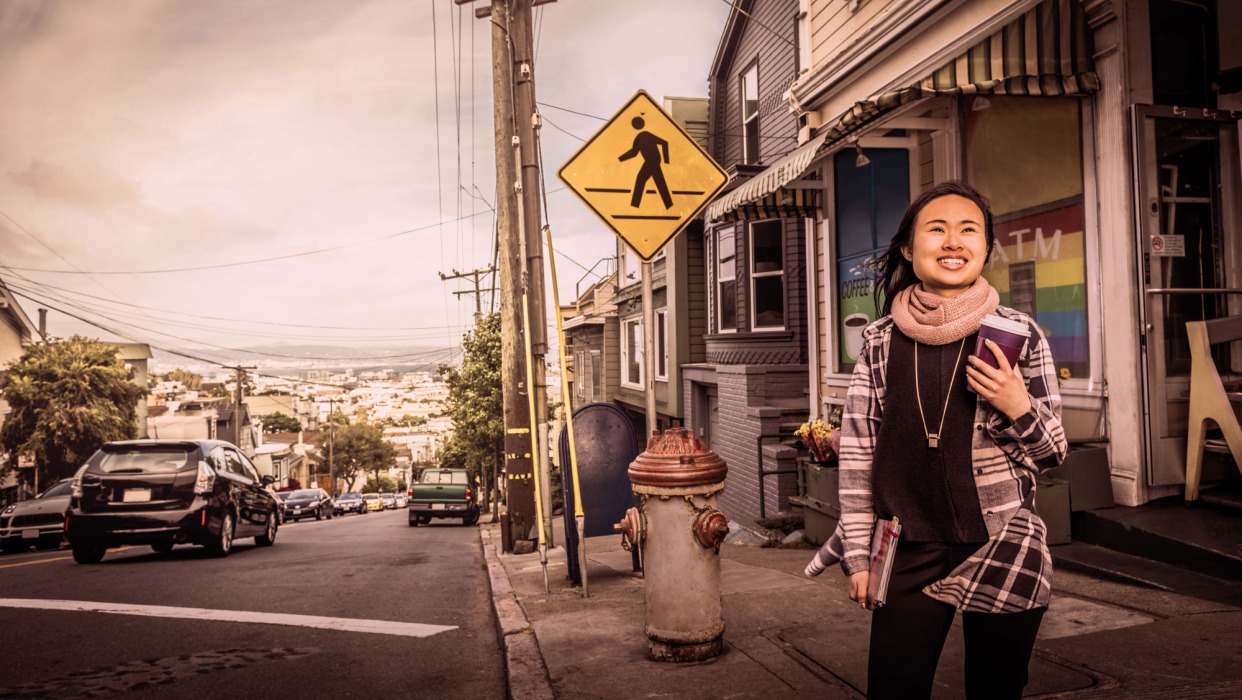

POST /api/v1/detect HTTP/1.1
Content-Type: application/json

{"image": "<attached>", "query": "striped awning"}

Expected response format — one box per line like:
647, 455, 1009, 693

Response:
705, 131, 827, 223
705, 0, 1098, 223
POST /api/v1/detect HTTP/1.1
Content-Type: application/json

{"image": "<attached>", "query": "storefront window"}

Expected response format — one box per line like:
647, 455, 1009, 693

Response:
833, 148, 910, 369
966, 96, 1089, 380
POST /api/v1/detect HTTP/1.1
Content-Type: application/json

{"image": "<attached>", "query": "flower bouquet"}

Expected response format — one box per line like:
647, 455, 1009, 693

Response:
795, 419, 840, 465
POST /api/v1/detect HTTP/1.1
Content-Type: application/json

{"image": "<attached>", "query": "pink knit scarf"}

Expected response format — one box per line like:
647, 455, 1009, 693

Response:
890, 278, 1000, 345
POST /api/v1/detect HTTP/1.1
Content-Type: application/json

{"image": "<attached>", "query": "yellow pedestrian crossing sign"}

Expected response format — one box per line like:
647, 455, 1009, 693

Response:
558, 90, 729, 262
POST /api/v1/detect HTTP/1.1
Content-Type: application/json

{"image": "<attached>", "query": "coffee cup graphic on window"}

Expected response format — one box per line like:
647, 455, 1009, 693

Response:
843, 313, 870, 360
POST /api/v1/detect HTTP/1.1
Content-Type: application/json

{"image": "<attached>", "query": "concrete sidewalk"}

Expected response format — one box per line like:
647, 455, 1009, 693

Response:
479, 515, 1242, 699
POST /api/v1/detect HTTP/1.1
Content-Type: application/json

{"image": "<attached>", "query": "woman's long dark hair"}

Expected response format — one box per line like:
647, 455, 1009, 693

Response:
875, 180, 996, 316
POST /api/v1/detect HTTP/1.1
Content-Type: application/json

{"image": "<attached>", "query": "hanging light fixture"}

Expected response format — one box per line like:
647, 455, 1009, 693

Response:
854, 141, 870, 168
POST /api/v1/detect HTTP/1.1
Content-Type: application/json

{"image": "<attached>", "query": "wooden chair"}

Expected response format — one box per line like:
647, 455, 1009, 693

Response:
1184, 316, 1242, 502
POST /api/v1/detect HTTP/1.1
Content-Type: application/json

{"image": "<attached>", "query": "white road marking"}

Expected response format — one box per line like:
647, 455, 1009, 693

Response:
0, 598, 457, 638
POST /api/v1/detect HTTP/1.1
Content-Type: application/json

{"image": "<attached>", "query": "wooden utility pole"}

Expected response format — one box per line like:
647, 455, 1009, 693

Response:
225, 365, 255, 450
459, 0, 553, 551
439, 266, 498, 322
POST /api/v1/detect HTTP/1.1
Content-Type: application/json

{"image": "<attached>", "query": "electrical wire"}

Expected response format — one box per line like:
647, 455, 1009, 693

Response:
0, 209, 491, 275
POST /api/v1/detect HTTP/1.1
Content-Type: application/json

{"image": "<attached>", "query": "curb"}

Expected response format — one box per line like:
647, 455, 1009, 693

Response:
480, 525, 555, 700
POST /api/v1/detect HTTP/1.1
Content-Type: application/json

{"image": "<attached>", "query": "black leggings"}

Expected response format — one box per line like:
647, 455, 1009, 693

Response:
867, 541, 1045, 700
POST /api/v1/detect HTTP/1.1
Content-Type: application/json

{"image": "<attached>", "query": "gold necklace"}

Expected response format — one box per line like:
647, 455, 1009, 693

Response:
914, 338, 967, 449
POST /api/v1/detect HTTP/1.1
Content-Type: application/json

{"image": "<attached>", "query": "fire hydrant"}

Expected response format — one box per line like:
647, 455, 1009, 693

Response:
617, 427, 730, 662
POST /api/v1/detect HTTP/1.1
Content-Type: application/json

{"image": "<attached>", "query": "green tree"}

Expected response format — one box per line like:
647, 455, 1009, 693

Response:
438, 312, 502, 484
165, 368, 203, 391
375, 414, 428, 429
362, 475, 397, 493
331, 421, 396, 492
260, 411, 302, 434
1, 336, 144, 487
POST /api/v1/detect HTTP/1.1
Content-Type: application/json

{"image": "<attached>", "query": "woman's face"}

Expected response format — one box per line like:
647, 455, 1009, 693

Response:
901, 194, 988, 298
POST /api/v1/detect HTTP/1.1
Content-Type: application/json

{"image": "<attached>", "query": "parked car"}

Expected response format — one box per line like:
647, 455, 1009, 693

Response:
408, 468, 479, 526
282, 488, 334, 522
0, 479, 73, 554
334, 492, 367, 516
381, 493, 397, 510
275, 491, 291, 523
394, 493, 408, 509
65, 439, 280, 563
362, 493, 383, 512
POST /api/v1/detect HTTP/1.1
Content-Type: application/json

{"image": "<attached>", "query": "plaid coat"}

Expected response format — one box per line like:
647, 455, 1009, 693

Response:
812, 306, 1067, 613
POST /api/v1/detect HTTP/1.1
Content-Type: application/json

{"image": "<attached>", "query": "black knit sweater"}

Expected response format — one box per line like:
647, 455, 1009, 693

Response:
872, 330, 989, 544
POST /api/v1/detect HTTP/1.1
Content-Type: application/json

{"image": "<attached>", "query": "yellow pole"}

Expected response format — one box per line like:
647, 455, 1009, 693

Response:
545, 225, 588, 597
522, 290, 550, 593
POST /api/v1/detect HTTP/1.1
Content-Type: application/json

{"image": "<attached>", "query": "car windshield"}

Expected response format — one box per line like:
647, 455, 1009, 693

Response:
340, 494, 360, 500
277, 492, 292, 501
291, 489, 319, 498
40, 481, 73, 498
363, 494, 378, 500
97, 448, 193, 474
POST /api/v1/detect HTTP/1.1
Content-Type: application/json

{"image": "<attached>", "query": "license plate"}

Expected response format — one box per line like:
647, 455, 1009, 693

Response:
21, 528, 40, 539
292, 507, 302, 513
432, 503, 445, 510
122, 489, 152, 503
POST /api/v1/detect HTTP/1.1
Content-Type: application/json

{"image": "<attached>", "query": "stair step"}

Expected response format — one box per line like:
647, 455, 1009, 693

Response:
1051, 542, 1242, 607
1071, 501, 1242, 581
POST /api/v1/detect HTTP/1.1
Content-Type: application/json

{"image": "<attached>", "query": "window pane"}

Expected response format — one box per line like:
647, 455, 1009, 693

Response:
626, 321, 642, 385
745, 119, 760, 163
754, 277, 784, 327
834, 148, 910, 367
591, 353, 602, 401
657, 313, 668, 378
719, 229, 735, 263
751, 221, 782, 272
719, 280, 737, 331
741, 66, 758, 120
967, 96, 1089, 379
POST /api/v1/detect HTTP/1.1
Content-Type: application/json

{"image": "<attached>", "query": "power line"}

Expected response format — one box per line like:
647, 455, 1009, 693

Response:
0, 209, 491, 275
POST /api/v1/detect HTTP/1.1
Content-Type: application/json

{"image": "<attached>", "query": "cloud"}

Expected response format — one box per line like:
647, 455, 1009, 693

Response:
10, 159, 141, 210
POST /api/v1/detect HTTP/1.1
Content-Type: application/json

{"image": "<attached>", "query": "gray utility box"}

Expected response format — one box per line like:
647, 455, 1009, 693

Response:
796, 458, 839, 546
1046, 445, 1115, 512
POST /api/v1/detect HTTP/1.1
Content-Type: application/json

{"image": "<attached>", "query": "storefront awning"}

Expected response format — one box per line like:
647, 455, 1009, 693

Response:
705, 0, 1099, 223
705, 132, 827, 223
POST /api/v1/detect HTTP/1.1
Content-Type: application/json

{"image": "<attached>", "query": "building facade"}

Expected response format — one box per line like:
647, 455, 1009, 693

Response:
709, 0, 1241, 507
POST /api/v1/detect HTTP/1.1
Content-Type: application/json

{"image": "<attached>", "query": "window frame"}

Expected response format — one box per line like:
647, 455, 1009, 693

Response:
740, 62, 760, 164
621, 316, 644, 389
748, 219, 786, 331
655, 308, 669, 381
716, 227, 738, 333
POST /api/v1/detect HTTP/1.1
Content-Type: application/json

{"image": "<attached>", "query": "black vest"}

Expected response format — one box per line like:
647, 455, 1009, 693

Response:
872, 330, 989, 544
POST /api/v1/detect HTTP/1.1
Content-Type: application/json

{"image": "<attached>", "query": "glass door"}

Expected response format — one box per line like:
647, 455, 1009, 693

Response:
1133, 105, 1241, 486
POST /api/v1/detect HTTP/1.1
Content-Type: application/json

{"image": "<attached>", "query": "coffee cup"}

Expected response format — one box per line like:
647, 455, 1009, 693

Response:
970, 315, 1031, 391
843, 313, 869, 360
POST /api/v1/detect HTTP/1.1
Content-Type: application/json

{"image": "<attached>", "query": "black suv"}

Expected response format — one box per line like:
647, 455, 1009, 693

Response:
66, 439, 280, 563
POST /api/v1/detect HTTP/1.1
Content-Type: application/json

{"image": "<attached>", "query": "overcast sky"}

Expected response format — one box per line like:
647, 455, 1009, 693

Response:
0, 0, 730, 366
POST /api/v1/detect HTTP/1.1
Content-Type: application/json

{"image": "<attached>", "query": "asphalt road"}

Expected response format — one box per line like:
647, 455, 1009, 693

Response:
0, 508, 505, 699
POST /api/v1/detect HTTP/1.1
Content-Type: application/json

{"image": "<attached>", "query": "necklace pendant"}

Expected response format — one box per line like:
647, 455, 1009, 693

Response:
928, 434, 940, 449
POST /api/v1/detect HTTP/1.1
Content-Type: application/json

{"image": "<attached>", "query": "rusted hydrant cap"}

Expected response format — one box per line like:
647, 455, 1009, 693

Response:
628, 427, 727, 488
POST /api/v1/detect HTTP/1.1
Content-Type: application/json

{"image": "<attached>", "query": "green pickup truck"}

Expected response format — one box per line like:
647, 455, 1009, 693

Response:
407, 468, 479, 527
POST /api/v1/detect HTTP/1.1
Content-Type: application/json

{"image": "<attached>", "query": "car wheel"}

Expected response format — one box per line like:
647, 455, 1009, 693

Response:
72, 542, 106, 564
408, 516, 419, 527
463, 508, 480, 526
255, 510, 278, 546
207, 511, 235, 557
151, 540, 174, 553
419, 515, 432, 525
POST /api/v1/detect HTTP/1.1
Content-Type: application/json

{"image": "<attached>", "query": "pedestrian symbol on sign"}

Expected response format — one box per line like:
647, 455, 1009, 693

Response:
619, 117, 672, 209
557, 90, 729, 262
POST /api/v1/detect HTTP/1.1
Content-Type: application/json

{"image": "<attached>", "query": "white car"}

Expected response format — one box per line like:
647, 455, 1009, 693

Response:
395, 493, 408, 509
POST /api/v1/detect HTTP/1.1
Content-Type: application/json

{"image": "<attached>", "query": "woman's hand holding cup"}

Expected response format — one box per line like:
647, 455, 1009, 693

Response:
967, 339, 1032, 420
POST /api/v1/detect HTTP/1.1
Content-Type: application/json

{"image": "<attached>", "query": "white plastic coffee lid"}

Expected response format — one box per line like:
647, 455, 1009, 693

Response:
980, 314, 1030, 337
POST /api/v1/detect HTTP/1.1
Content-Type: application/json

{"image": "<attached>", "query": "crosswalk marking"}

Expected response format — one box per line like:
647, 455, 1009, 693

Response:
0, 598, 457, 638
